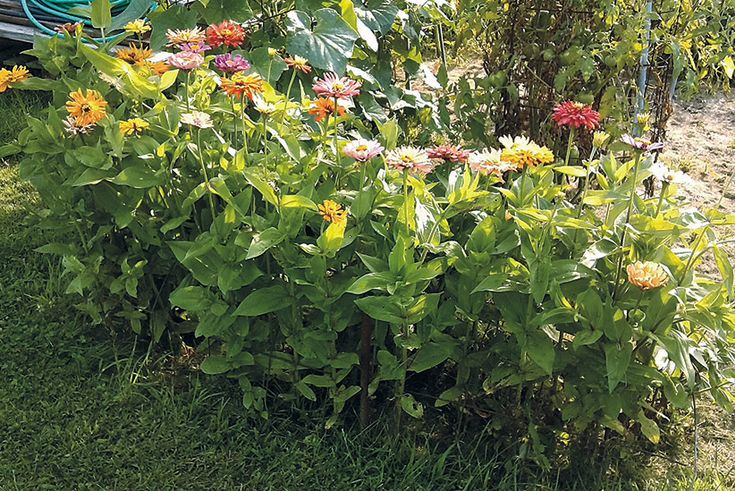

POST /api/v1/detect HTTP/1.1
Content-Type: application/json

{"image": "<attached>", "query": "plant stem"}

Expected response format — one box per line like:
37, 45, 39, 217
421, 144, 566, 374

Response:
333, 96, 341, 187
402, 170, 410, 231
262, 114, 269, 168
563, 127, 575, 167
278, 69, 298, 128
655, 182, 669, 217
612, 152, 642, 298
184, 72, 191, 112
197, 129, 217, 226
231, 97, 238, 150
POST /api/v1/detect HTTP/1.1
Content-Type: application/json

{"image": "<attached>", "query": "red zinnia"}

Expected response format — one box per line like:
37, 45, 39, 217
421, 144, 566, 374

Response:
552, 101, 600, 131
427, 144, 470, 164
206, 20, 246, 49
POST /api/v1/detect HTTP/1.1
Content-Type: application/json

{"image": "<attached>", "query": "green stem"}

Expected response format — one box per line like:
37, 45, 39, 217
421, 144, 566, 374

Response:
612, 152, 643, 298
402, 170, 410, 231
197, 129, 217, 226
563, 127, 576, 167
240, 94, 248, 155
231, 97, 238, 150
333, 96, 341, 187
184, 72, 191, 112
262, 114, 269, 168
655, 182, 669, 217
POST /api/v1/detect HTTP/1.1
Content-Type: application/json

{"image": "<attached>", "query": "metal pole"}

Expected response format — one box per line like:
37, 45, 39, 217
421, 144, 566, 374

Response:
635, 0, 653, 135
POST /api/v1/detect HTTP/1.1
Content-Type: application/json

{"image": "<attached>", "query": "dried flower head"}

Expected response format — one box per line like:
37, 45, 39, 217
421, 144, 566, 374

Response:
56, 22, 83, 35
206, 20, 246, 48
626, 261, 669, 291
313, 73, 361, 99
63, 115, 94, 136
343, 139, 384, 162
552, 101, 601, 130
213, 53, 251, 74
318, 199, 347, 225
119, 118, 150, 136
499, 135, 554, 168
307, 97, 346, 122
181, 111, 213, 129
284, 55, 312, 74
221, 73, 265, 100
385, 146, 435, 175
65, 89, 108, 126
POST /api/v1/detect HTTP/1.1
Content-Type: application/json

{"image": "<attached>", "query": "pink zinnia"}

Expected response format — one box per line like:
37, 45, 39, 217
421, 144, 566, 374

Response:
427, 144, 470, 164
468, 149, 513, 180
179, 42, 211, 54
343, 139, 384, 162
385, 147, 434, 176
312, 72, 361, 99
621, 134, 664, 153
552, 101, 600, 130
167, 51, 204, 71
213, 53, 251, 74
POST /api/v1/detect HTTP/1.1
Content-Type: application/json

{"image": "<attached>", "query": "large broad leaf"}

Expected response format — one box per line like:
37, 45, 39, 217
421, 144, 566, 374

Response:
604, 342, 632, 393
234, 285, 292, 317
91, 0, 112, 29
196, 0, 253, 24
148, 6, 198, 51
110, 0, 152, 30
80, 45, 160, 100
354, 0, 399, 34
286, 9, 359, 74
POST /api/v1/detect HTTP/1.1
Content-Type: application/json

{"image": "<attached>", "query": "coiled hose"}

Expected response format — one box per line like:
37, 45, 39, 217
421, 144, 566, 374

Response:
20, 0, 152, 42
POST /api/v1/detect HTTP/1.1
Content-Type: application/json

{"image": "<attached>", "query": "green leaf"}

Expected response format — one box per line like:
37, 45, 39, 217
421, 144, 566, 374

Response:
410, 342, 452, 373
354, 0, 399, 34
148, 6, 198, 51
637, 410, 660, 444
553, 165, 587, 177
281, 194, 318, 211
91, 0, 112, 29
346, 272, 395, 294
355, 296, 404, 324
80, 45, 160, 100
170, 286, 211, 312
197, 0, 253, 23
722, 56, 735, 79
399, 393, 424, 418
108, 166, 164, 188
243, 168, 279, 206
234, 285, 292, 317
526, 330, 555, 376
247, 227, 286, 259
286, 9, 359, 74
109, 0, 152, 30
604, 342, 632, 392
201, 355, 230, 375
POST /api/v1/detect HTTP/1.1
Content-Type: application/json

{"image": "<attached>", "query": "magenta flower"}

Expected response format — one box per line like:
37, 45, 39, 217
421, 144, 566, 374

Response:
179, 42, 211, 54
343, 139, 384, 162
213, 53, 251, 74
167, 51, 204, 71
312, 72, 361, 100
621, 134, 664, 153
385, 147, 435, 176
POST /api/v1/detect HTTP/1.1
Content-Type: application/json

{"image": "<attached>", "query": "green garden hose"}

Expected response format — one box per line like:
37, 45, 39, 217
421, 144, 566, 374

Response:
20, 0, 153, 42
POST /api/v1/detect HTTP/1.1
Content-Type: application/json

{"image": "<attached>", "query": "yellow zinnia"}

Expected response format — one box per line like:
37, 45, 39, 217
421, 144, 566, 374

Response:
119, 118, 150, 136
318, 200, 347, 225
499, 135, 554, 168
124, 19, 150, 35
0, 65, 30, 93
66, 89, 108, 127
116, 45, 152, 64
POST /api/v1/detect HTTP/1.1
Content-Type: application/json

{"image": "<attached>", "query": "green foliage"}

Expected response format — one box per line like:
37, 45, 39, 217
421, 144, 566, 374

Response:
8, 0, 735, 460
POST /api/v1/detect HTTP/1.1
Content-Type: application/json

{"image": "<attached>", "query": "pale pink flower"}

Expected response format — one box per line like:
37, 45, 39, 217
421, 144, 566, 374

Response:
469, 149, 513, 180
181, 111, 213, 129
167, 51, 204, 71
343, 138, 384, 162
385, 146, 434, 175
312, 72, 361, 99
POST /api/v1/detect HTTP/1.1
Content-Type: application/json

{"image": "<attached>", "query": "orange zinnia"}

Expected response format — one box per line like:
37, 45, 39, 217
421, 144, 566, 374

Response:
318, 200, 347, 225
116, 45, 152, 64
221, 73, 265, 100
66, 89, 108, 126
626, 261, 669, 291
308, 97, 346, 122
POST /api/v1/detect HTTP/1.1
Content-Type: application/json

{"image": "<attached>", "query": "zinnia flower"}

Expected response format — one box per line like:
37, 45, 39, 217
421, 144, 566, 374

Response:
179, 42, 211, 54
552, 101, 601, 130
65, 89, 108, 126
213, 53, 251, 74
141, 60, 170, 76
592, 131, 611, 149
626, 261, 669, 291
0, 65, 30, 93
167, 51, 204, 71
284, 55, 312, 74
499, 135, 554, 168
56, 22, 83, 35
427, 144, 470, 164
206, 20, 246, 48
116, 45, 152, 64
221, 73, 265, 100
649, 162, 691, 186
312, 72, 361, 99
181, 111, 213, 129
318, 199, 347, 225
253, 96, 277, 116
621, 134, 664, 153
307, 97, 346, 122
63, 115, 93, 136
124, 19, 150, 35
385, 147, 434, 175
166, 27, 206, 47
343, 139, 384, 162
469, 149, 513, 180
119, 118, 150, 136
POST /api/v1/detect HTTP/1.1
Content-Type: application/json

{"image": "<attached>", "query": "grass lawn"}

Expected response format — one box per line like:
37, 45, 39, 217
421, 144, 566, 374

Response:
0, 92, 730, 491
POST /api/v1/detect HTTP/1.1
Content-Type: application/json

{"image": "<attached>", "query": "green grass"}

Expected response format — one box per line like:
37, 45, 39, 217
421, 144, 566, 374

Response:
0, 91, 732, 490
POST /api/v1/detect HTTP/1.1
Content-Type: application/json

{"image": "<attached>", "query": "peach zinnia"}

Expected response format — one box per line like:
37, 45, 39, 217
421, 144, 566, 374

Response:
66, 89, 108, 126
469, 149, 513, 180
206, 20, 246, 48
552, 101, 600, 130
284, 55, 312, 74
221, 73, 265, 100
626, 261, 669, 291
166, 27, 206, 46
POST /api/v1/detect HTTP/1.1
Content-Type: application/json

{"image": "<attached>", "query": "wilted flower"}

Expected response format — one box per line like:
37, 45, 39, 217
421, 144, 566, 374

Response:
592, 131, 611, 149
385, 147, 435, 175
119, 118, 150, 136
649, 162, 691, 186
499, 135, 554, 168
179, 42, 211, 54
343, 139, 384, 162
626, 261, 669, 291
56, 22, 83, 35
284, 55, 312, 74
63, 115, 93, 136
221, 72, 265, 100
181, 111, 213, 129
65, 89, 108, 126
313, 73, 361, 99
318, 199, 347, 225
308, 97, 346, 122
0, 65, 29, 93
206, 20, 246, 48
116, 45, 152, 64
469, 149, 513, 180
166, 27, 206, 47
124, 19, 150, 35
552, 101, 600, 130
621, 134, 664, 153
213, 53, 251, 74
167, 51, 204, 71
427, 144, 470, 164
